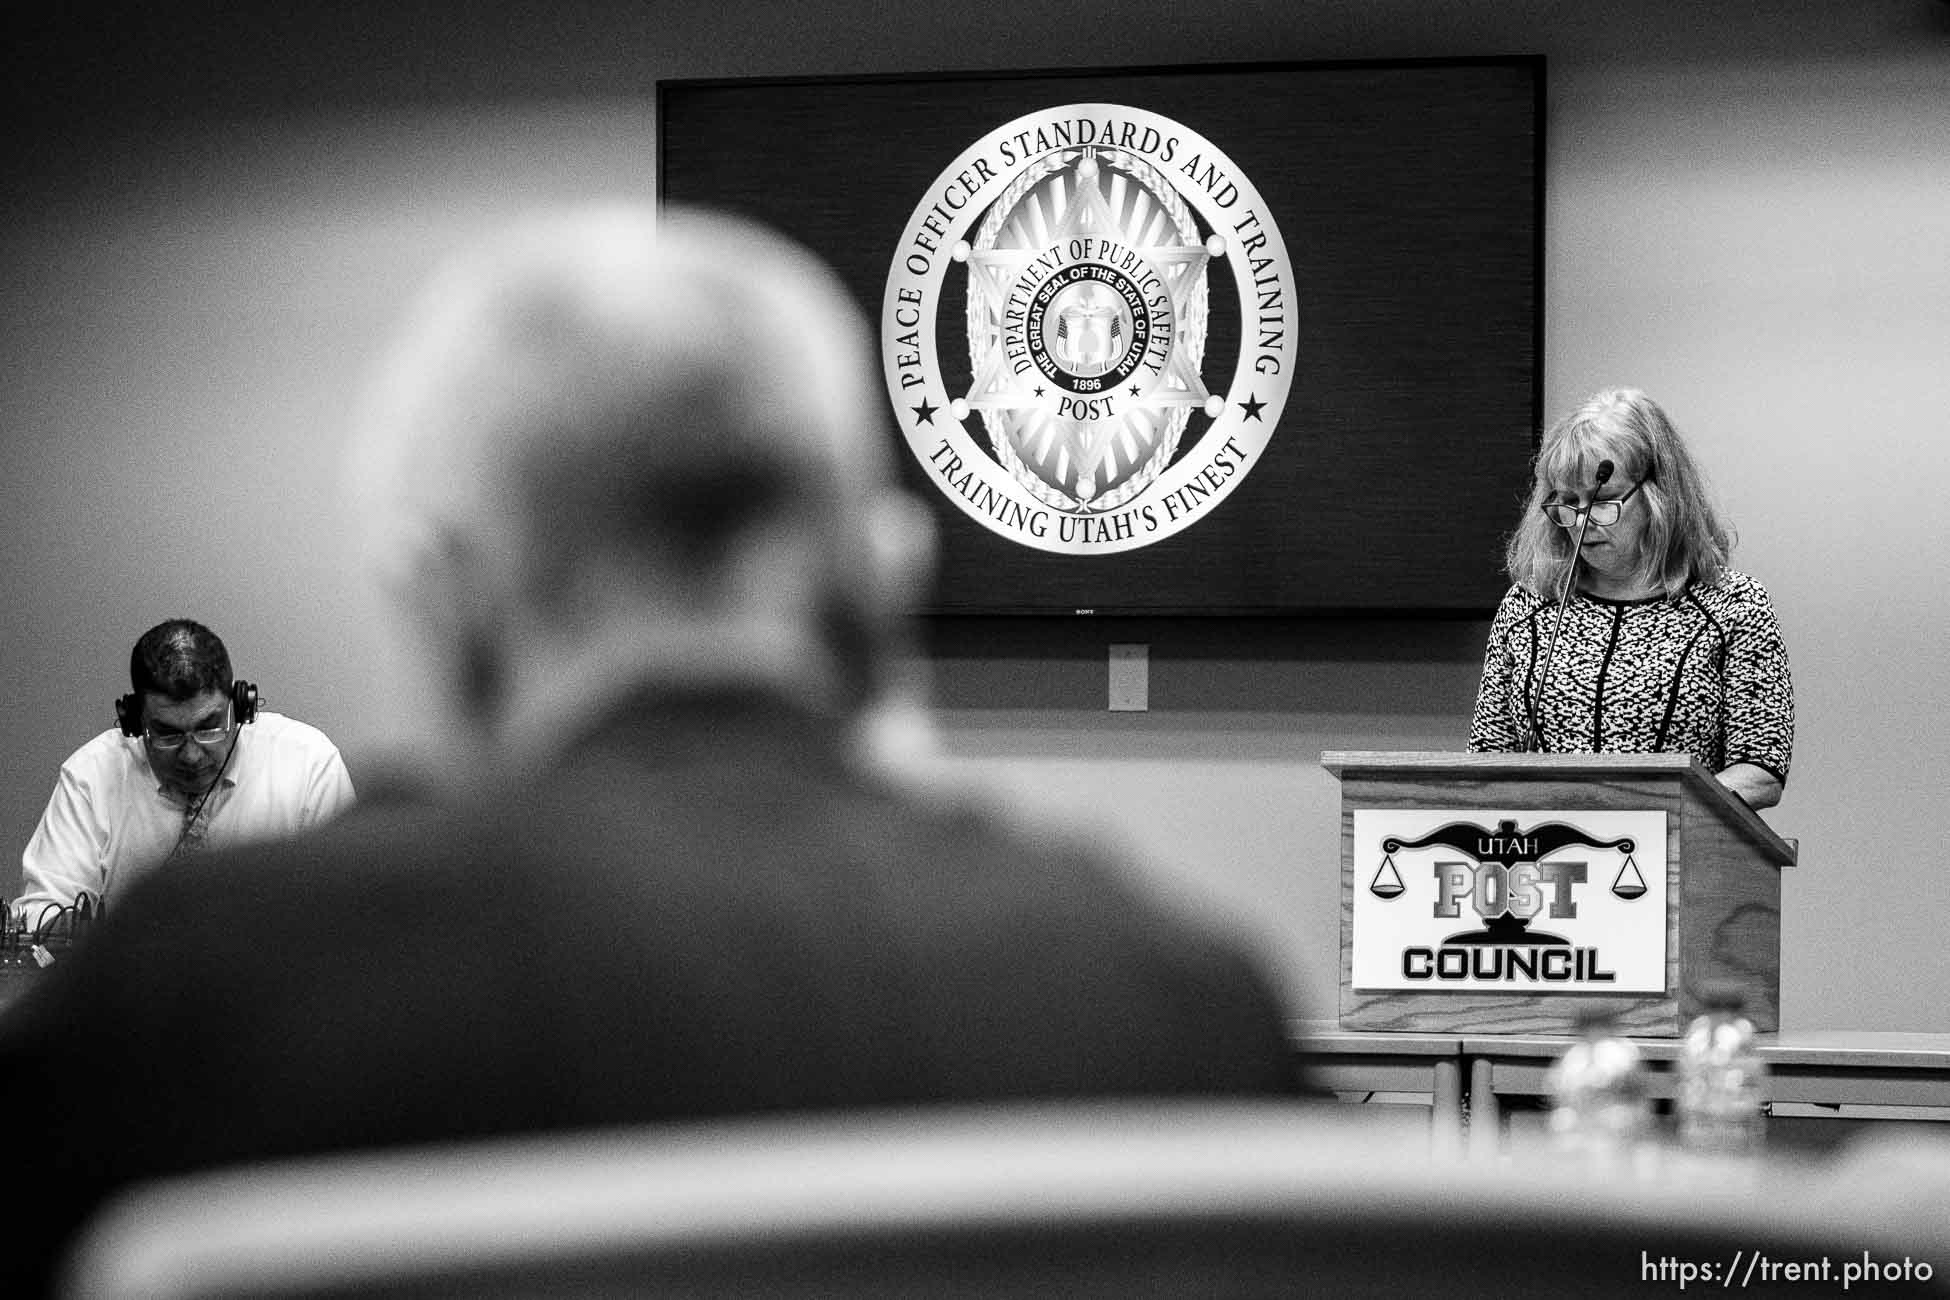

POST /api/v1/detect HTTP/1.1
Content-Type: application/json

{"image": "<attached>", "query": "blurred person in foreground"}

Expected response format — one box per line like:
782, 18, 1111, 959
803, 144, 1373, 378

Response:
13, 618, 353, 930
0, 205, 1307, 1295
1469, 388, 1793, 809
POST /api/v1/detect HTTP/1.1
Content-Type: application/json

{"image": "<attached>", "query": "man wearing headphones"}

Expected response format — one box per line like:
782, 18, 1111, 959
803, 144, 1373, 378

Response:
12, 618, 355, 928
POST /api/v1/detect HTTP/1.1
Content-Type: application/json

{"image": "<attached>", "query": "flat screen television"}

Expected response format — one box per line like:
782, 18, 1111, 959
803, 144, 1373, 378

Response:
658, 56, 1542, 615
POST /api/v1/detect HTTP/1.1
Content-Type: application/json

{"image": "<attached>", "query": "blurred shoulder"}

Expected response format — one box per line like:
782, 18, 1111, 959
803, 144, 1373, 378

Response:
856, 758, 1135, 889
115, 790, 465, 927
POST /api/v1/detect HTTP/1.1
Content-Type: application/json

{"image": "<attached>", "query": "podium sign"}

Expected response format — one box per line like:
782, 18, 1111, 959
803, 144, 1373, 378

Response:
1350, 809, 1668, 993
1325, 752, 1794, 1037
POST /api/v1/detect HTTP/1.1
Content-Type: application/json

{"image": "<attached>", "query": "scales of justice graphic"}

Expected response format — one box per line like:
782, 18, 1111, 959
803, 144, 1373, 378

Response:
1369, 817, 1650, 947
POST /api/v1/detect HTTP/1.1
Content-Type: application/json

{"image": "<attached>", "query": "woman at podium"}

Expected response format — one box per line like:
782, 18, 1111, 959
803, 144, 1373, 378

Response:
1468, 388, 1793, 809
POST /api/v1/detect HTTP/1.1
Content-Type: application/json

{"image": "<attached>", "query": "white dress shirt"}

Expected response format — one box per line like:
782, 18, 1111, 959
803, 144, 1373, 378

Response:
14, 712, 355, 928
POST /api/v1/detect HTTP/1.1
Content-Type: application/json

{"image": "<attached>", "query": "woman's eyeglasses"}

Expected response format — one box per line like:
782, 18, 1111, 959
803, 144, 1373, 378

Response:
1541, 479, 1643, 528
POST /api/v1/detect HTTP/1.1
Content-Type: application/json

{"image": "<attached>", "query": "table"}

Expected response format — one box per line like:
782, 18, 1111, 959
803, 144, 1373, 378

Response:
1290, 1020, 1464, 1155
1289, 1023, 1950, 1159
1463, 1030, 1950, 1160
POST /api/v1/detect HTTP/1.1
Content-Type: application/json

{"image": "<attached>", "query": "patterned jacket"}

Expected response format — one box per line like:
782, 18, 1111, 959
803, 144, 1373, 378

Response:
1468, 570, 1794, 783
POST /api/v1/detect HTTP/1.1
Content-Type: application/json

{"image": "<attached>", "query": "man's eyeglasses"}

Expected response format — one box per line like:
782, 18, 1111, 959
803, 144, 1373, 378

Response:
1542, 479, 1644, 529
146, 709, 235, 751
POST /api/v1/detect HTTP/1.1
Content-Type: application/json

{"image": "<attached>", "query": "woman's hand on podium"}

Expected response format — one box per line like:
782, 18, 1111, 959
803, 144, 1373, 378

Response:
1716, 762, 1783, 810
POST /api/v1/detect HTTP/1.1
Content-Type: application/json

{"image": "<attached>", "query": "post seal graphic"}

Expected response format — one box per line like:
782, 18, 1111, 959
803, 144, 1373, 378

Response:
883, 105, 1297, 554
1351, 809, 1669, 992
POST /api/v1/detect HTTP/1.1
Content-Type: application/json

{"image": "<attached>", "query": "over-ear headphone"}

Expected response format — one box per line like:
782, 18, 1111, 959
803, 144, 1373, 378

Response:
117, 680, 260, 738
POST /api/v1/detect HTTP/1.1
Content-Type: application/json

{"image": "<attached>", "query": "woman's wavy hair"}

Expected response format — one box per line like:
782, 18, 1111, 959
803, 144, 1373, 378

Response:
1505, 388, 1733, 599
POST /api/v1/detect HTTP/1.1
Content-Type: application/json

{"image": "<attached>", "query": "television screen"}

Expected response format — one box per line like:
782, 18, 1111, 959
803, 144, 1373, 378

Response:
658, 57, 1542, 615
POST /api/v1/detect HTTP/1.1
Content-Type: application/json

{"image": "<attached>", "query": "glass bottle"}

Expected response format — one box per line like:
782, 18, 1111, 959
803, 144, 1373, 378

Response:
1545, 1006, 1650, 1162
1676, 984, 1769, 1157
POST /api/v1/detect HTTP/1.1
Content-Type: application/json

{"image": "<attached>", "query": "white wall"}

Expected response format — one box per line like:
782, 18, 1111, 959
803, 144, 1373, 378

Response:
3, 1, 1945, 1028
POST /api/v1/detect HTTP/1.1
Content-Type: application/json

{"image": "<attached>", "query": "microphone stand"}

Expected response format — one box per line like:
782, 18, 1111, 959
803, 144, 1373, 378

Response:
1528, 515, 1594, 751
1528, 460, 1614, 752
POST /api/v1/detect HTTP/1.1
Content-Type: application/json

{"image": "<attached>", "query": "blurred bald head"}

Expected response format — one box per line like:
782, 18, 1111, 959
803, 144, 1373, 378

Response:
347, 204, 929, 741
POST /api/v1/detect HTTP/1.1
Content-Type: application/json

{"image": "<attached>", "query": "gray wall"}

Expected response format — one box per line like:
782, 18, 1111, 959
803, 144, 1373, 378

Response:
4, 1, 1946, 1029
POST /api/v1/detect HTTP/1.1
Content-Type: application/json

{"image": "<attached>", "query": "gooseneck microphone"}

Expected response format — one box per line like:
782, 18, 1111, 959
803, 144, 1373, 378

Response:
1528, 458, 1614, 751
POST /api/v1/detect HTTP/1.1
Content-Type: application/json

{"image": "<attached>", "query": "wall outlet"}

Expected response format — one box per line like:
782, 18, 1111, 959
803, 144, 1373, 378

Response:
1109, 643, 1148, 711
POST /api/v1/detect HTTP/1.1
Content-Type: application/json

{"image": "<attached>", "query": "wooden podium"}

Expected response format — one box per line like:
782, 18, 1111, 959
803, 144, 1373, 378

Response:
1323, 751, 1797, 1038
